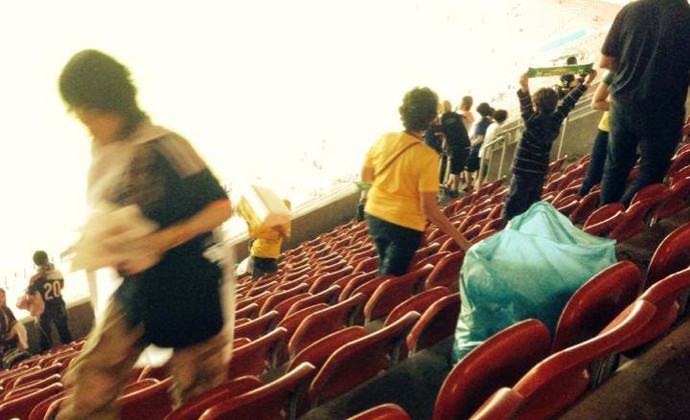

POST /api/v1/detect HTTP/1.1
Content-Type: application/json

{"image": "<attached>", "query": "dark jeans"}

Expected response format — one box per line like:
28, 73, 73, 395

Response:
439, 153, 449, 184
365, 214, 423, 276
39, 305, 73, 353
503, 172, 546, 220
600, 102, 684, 206
579, 129, 609, 196
251, 256, 279, 279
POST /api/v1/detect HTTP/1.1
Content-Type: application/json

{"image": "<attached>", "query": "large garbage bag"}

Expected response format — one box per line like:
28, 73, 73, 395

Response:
452, 202, 617, 363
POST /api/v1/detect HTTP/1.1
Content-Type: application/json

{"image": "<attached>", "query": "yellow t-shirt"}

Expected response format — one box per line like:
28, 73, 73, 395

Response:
363, 132, 439, 231
250, 222, 291, 259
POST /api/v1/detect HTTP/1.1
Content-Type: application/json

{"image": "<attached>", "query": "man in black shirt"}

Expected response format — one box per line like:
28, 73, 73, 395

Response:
28, 250, 73, 353
599, 0, 690, 205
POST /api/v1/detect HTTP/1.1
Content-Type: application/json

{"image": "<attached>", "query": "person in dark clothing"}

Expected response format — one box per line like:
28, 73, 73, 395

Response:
28, 250, 73, 353
440, 100, 471, 196
465, 103, 494, 189
556, 56, 578, 99
503, 70, 597, 220
56, 49, 233, 419
598, 0, 690, 206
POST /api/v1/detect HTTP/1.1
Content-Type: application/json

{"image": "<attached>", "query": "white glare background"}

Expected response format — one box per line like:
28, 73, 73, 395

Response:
0, 0, 621, 301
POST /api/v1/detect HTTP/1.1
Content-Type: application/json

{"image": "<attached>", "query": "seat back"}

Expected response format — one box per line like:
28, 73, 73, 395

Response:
364, 265, 435, 323
433, 319, 551, 420
347, 403, 411, 420
0, 382, 64, 419
609, 184, 670, 241
27, 390, 66, 420
384, 286, 452, 327
424, 251, 464, 291
287, 326, 369, 373
286, 285, 341, 317
407, 293, 461, 355
646, 221, 690, 288
308, 312, 420, 406
307, 266, 353, 293
618, 268, 690, 352
234, 311, 278, 340
569, 190, 600, 225
511, 301, 655, 420
582, 203, 626, 236
552, 261, 643, 352
199, 362, 317, 420
165, 376, 263, 420
288, 293, 367, 358
274, 303, 329, 364
119, 377, 174, 420
228, 328, 288, 380
259, 283, 310, 316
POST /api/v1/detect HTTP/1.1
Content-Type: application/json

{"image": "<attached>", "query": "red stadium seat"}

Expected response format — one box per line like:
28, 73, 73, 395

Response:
353, 256, 380, 274
274, 303, 330, 364
119, 377, 174, 419
363, 264, 435, 323
384, 286, 452, 327
198, 362, 317, 420
308, 312, 420, 407
347, 403, 412, 420
0, 382, 64, 419
406, 293, 460, 355
286, 284, 341, 316
234, 311, 279, 340
259, 283, 310, 316
650, 177, 690, 225
479, 300, 655, 420
235, 302, 259, 320
552, 261, 643, 352
228, 328, 288, 380
468, 387, 524, 420
410, 251, 450, 271
288, 293, 366, 358
307, 266, 354, 293
5, 363, 63, 390
608, 183, 669, 242
3, 373, 62, 400
646, 221, 690, 288
27, 390, 66, 420
165, 376, 263, 420
287, 326, 369, 374
424, 251, 464, 291
339, 272, 388, 302
618, 268, 690, 353
569, 190, 600, 225
433, 319, 551, 420
582, 203, 626, 237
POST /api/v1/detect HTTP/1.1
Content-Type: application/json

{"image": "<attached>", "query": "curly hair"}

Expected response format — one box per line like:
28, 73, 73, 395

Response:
399, 87, 439, 132
533, 88, 559, 114
476, 102, 494, 117
59, 49, 147, 137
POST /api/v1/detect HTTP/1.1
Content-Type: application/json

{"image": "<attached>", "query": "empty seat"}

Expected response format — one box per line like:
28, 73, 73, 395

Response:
384, 286, 452, 326
119, 377, 174, 419
364, 264, 435, 323
0, 382, 64, 419
165, 376, 263, 420
288, 294, 366, 358
424, 251, 464, 291
552, 261, 643, 352
433, 319, 551, 420
608, 183, 670, 242
286, 285, 341, 317
228, 328, 288, 379
199, 362, 317, 420
473, 300, 655, 420
234, 311, 279, 340
346, 403, 412, 420
308, 312, 420, 407
406, 293, 460, 355
646, 221, 690, 288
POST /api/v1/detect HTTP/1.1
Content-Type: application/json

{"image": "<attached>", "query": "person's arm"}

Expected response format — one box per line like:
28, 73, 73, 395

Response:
517, 73, 534, 122
599, 54, 618, 72
591, 76, 611, 112
119, 199, 232, 274
421, 192, 471, 251
361, 165, 374, 184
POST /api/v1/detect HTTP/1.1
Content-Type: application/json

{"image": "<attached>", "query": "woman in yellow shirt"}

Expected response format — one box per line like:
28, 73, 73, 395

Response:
361, 87, 471, 276
249, 199, 291, 279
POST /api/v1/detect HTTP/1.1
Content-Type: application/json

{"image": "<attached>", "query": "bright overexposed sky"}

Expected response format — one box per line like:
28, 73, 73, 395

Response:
0, 0, 619, 293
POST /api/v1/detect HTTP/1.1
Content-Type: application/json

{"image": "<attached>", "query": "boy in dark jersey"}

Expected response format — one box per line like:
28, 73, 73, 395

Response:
55, 50, 233, 419
28, 250, 73, 353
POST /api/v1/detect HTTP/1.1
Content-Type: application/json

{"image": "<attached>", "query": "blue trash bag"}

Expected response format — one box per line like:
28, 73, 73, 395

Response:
452, 202, 617, 363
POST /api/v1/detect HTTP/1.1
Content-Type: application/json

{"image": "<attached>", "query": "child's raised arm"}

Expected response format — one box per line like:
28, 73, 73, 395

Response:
517, 72, 534, 122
